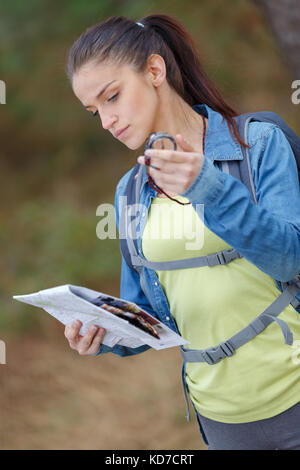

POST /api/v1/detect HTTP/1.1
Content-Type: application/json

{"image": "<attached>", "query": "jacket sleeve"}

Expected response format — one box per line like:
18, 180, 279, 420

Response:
93, 170, 154, 357
181, 123, 300, 282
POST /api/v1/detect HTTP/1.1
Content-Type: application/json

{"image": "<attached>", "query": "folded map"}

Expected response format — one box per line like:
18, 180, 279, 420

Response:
13, 284, 189, 350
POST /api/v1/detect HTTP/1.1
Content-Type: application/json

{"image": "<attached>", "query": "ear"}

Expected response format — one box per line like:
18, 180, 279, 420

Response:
146, 54, 166, 87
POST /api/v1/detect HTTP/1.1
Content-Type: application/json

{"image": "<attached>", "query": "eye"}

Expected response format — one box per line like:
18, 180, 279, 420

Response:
91, 92, 118, 117
107, 93, 119, 103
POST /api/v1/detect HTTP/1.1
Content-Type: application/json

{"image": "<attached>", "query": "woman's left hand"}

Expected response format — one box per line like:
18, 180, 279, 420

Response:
137, 134, 204, 195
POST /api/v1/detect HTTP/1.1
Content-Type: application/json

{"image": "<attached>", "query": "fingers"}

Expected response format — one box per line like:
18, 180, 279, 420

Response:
138, 151, 200, 172
64, 320, 82, 348
64, 320, 106, 355
175, 134, 195, 152
87, 327, 106, 355
138, 155, 177, 175
147, 162, 161, 170
145, 148, 193, 163
78, 324, 106, 355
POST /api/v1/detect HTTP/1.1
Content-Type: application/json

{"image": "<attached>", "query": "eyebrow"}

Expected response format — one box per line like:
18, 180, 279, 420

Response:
84, 80, 117, 109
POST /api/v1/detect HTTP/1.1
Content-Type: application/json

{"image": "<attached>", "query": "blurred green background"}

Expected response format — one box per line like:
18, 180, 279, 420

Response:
0, 0, 299, 450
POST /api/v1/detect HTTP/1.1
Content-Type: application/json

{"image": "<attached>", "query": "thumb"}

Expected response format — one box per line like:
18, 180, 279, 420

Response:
175, 134, 195, 152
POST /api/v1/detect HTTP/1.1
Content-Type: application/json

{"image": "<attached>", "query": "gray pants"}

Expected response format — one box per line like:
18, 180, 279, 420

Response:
196, 401, 300, 450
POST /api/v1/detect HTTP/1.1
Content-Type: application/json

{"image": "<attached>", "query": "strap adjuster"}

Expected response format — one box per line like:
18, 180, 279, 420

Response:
217, 252, 226, 265
220, 341, 235, 357
131, 254, 144, 267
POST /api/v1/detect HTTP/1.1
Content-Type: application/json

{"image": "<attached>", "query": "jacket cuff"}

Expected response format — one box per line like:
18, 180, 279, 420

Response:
181, 156, 224, 205
91, 343, 109, 356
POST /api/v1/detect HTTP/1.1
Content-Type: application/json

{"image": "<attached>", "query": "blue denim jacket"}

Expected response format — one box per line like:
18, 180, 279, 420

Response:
95, 103, 300, 357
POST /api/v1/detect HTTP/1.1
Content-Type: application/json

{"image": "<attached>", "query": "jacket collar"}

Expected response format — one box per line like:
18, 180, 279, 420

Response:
140, 103, 243, 188
192, 104, 243, 161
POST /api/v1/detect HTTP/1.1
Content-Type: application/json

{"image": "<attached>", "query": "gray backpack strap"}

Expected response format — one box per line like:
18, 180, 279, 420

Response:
181, 278, 300, 365
130, 248, 242, 271
119, 164, 142, 271
119, 164, 157, 310
230, 111, 300, 204
222, 114, 258, 204
181, 361, 192, 421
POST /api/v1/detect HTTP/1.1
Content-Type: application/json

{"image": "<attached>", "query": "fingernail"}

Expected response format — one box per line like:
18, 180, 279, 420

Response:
145, 149, 152, 156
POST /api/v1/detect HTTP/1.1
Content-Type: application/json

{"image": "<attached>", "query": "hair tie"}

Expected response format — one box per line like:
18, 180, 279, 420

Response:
136, 22, 145, 28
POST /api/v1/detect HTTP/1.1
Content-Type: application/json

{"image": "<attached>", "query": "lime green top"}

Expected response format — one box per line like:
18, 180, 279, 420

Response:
142, 195, 300, 423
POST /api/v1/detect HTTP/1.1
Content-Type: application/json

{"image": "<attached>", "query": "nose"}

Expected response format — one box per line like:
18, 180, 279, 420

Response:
99, 110, 117, 131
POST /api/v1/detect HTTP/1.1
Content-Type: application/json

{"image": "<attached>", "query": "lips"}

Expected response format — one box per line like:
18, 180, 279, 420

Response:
115, 125, 129, 138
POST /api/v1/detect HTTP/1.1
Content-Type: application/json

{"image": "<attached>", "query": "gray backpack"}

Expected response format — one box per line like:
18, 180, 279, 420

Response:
119, 111, 300, 367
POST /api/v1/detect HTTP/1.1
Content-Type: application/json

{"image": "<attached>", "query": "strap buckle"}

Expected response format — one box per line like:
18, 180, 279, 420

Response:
292, 274, 300, 288
290, 274, 300, 309
201, 341, 235, 365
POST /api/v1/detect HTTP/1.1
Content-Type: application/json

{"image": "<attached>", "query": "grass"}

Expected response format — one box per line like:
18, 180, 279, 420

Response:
4, 196, 121, 335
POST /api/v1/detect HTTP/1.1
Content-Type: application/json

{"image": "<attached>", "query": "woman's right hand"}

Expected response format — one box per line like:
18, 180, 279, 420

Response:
64, 320, 106, 355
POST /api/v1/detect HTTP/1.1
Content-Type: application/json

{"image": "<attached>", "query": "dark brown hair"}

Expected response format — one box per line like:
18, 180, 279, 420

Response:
66, 14, 250, 148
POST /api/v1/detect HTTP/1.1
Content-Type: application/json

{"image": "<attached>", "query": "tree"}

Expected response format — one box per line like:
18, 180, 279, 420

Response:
251, 0, 300, 78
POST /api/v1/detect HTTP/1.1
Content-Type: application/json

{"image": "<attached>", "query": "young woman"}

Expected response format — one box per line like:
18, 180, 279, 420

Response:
64, 14, 300, 450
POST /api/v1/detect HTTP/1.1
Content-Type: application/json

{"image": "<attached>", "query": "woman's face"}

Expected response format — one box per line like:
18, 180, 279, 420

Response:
72, 58, 162, 150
